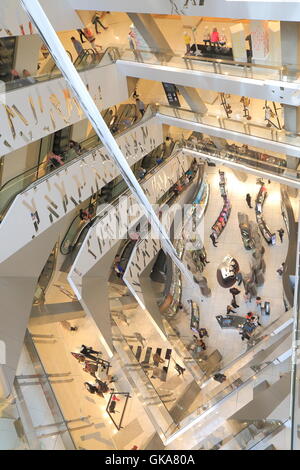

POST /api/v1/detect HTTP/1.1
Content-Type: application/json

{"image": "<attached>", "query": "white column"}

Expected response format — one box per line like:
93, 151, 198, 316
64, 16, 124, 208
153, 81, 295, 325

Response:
267, 21, 281, 66
14, 34, 42, 76
230, 23, 247, 62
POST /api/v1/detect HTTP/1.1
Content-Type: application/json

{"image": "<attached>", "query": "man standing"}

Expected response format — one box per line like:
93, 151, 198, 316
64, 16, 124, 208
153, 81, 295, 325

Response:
183, 31, 192, 55
210, 233, 218, 247
246, 193, 253, 209
277, 228, 284, 243
230, 287, 241, 308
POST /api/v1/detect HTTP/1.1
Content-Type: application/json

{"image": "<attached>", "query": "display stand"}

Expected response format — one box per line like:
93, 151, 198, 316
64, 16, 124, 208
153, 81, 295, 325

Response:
188, 300, 200, 332
255, 183, 275, 244
211, 171, 231, 240
216, 315, 246, 329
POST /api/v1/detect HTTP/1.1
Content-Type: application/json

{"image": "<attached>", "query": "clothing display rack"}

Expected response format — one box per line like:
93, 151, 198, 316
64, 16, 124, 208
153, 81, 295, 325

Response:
255, 184, 275, 245
211, 171, 231, 240
189, 300, 200, 332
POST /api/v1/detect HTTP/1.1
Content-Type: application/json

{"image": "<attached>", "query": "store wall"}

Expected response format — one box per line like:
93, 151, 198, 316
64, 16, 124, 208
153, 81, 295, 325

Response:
14, 35, 42, 76
0, 63, 128, 158
0, 117, 163, 265
1, 140, 40, 186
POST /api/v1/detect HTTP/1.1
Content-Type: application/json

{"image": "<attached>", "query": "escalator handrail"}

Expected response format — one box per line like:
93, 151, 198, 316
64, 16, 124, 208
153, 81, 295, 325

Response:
62, 142, 180, 257
0, 106, 154, 222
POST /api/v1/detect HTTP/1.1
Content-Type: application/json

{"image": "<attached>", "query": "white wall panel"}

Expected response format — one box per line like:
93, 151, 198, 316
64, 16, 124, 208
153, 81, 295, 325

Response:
0, 117, 163, 264
68, 151, 192, 298
0, 64, 128, 157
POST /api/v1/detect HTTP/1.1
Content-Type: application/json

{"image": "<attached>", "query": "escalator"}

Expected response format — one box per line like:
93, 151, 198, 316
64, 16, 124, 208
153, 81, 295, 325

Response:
33, 243, 58, 305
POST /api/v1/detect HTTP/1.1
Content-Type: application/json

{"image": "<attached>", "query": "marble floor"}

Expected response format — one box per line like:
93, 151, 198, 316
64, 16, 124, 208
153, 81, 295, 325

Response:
176, 165, 293, 366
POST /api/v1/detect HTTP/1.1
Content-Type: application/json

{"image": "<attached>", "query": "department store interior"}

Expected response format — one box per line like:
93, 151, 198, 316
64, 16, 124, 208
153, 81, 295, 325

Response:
0, 1, 300, 452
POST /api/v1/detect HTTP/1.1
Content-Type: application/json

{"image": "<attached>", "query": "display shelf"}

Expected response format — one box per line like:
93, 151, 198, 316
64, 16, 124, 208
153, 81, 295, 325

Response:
189, 300, 200, 332
211, 171, 231, 241
255, 185, 275, 245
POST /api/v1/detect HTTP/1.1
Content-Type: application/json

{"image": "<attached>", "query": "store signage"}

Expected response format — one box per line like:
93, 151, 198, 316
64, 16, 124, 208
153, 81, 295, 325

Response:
162, 83, 181, 107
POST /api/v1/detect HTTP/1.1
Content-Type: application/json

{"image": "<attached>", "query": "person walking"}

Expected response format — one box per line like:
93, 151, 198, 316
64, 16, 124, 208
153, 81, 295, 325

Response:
153, 353, 165, 366
226, 305, 236, 315
71, 36, 84, 57
277, 228, 284, 243
183, 31, 192, 55
235, 271, 243, 286
210, 233, 218, 247
175, 363, 186, 376
230, 287, 241, 308
92, 12, 108, 34
136, 98, 146, 116
77, 29, 87, 43
246, 193, 253, 209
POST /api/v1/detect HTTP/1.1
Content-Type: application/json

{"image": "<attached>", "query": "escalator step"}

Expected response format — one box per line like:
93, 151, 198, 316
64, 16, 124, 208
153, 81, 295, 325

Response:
165, 349, 172, 360
142, 347, 152, 364
135, 346, 142, 362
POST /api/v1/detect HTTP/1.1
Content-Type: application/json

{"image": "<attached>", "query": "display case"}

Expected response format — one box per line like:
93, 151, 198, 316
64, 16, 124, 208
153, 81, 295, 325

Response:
189, 300, 200, 332
255, 185, 275, 244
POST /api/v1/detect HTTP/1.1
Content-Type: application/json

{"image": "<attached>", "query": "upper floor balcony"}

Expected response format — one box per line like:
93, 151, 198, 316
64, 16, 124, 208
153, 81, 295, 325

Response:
0, 110, 163, 264
0, 48, 128, 157
69, 0, 300, 21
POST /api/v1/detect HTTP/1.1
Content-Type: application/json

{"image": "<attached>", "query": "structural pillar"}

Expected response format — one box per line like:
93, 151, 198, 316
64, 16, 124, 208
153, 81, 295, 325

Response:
283, 105, 300, 197
177, 86, 207, 115
127, 13, 174, 58
14, 34, 42, 76
229, 23, 247, 62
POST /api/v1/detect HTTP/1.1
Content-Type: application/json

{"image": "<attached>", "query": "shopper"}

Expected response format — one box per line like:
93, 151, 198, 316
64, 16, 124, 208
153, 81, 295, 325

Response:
135, 332, 146, 348
226, 305, 236, 315
77, 29, 87, 43
137, 167, 147, 179
277, 262, 285, 276
197, 328, 209, 339
183, 31, 192, 55
246, 193, 253, 209
175, 363, 186, 376
83, 28, 100, 52
245, 312, 254, 321
92, 12, 108, 34
230, 287, 241, 308
47, 152, 64, 168
256, 296, 262, 312
213, 373, 226, 383
153, 353, 165, 365
277, 228, 284, 243
210, 28, 220, 46
80, 345, 102, 361
71, 36, 84, 57
235, 271, 243, 286
210, 233, 218, 247
136, 98, 146, 116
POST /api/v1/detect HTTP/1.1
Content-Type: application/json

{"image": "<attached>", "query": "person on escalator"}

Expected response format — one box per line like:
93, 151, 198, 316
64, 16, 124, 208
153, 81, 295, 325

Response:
47, 152, 64, 168
71, 36, 84, 58
136, 98, 146, 116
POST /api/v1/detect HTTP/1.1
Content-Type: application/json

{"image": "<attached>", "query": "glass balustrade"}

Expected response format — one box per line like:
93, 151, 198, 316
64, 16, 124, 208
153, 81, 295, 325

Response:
116, 46, 300, 84
61, 142, 177, 259
0, 104, 150, 221
3, 47, 119, 93
158, 104, 300, 150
